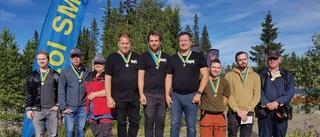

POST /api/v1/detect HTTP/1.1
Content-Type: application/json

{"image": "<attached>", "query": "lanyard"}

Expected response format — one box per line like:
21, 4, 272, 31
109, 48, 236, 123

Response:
118, 50, 132, 67
209, 76, 220, 96
178, 50, 192, 67
149, 50, 162, 68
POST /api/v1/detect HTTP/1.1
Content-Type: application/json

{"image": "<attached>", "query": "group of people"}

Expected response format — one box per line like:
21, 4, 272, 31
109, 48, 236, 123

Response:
25, 31, 295, 137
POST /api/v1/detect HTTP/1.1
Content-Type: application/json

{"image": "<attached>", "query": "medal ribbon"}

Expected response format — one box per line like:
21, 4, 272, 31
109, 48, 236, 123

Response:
239, 67, 249, 84
209, 76, 220, 95
71, 65, 83, 81
118, 50, 132, 65
178, 50, 192, 65
149, 50, 162, 67
40, 69, 50, 83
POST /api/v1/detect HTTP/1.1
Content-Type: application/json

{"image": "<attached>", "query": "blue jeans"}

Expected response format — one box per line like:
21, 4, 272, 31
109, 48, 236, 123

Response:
170, 92, 198, 137
64, 106, 86, 137
33, 109, 58, 137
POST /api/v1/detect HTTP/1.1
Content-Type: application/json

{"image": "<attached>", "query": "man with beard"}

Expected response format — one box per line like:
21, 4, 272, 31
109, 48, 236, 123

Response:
138, 31, 170, 137
225, 51, 261, 137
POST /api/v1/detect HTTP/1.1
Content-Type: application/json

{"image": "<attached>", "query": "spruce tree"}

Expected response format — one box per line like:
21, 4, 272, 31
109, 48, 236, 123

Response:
193, 14, 200, 46
184, 25, 193, 36
200, 25, 211, 56
21, 31, 38, 78
249, 11, 284, 69
0, 27, 24, 136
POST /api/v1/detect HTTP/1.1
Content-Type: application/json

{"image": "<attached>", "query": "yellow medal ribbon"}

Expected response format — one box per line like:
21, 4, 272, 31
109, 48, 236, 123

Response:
40, 69, 50, 85
149, 50, 162, 68
71, 65, 83, 82
209, 76, 220, 95
118, 50, 132, 67
178, 50, 192, 67
238, 67, 249, 84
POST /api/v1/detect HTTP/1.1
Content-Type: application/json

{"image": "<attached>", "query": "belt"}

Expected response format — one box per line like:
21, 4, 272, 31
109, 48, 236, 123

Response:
202, 110, 223, 115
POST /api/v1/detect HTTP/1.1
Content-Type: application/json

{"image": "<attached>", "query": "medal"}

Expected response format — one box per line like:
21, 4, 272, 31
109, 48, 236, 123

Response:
239, 67, 249, 85
209, 76, 220, 96
118, 51, 132, 68
71, 65, 83, 83
40, 68, 50, 86
149, 50, 162, 70
178, 50, 192, 68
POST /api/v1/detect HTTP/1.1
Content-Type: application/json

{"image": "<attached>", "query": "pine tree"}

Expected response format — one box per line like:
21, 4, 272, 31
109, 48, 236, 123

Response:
0, 27, 24, 136
77, 27, 95, 69
184, 25, 193, 36
200, 25, 211, 56
249, 11, 284, 69
21, 31, 38, 78
193, 14, 200, 46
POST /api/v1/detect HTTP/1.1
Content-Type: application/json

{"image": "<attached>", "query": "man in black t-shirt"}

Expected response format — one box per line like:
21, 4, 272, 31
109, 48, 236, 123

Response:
138, 31, 170, 137
105, 33, 140, 137
165, 32, 209, 137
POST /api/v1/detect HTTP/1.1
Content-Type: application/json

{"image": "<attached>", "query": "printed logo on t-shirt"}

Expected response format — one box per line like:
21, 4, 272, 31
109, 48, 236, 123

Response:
186, 60, 195, 64
131, 60, 138, 64
160, 58, 167, 62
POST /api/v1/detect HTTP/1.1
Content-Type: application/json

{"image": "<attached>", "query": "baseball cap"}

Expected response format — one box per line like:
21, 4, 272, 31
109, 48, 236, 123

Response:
93, 56, 105, 64
268, 50, 280, 58
70, 48, 82, 56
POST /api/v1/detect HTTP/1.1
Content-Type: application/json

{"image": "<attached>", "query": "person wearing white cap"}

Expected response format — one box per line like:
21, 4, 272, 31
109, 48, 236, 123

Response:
58, 48, 90, 137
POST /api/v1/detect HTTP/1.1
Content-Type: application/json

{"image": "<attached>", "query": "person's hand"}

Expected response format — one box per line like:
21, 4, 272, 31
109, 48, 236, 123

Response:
241, 115, 248, 122
50, 106, 59, 111
63, 108, 72, 114
166, 95, 172, 107
192, 93, 201, 104
87, 93, 97, 100
139, 94, 147, 105
267, 101, 279, 110
107, 97, 116, 108
26, 110, 34, 120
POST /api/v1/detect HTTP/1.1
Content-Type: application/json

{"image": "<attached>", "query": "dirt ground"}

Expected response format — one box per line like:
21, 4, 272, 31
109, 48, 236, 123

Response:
251, 113, 320, 137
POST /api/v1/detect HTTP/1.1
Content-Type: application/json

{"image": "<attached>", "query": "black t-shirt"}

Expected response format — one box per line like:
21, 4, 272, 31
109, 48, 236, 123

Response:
167, 51, 207, 94
105, 51, 140, 101
138, 51, 170, 94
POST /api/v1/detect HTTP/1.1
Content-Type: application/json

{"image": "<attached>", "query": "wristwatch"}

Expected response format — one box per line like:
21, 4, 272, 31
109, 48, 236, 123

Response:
196, 90, 203, 95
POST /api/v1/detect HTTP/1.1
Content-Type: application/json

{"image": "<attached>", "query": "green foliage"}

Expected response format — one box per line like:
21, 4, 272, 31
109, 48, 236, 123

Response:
101, 0, 181, 57
249, 11, 284, 69
21, 31, 38, 78
193, 14, 200, 46
200, 25, 211, 56
0, 27, 24, 136
294, 32, 320, 113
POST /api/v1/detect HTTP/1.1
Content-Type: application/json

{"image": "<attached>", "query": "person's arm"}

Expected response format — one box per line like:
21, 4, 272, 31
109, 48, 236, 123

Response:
247, 73, 261, 111
225, 73, 240, 112
57, 71, 67, 111
105, 74, 115, 108
25, 74, 34, 119
165, 74, 173, 107
223, 96, 229, 106
87, 89, 107, 100
192, 67, 209, 103
138, 70, 147, 105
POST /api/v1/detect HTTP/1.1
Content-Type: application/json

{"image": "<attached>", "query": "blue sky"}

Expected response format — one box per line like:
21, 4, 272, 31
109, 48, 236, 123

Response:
1, 0, 320, 66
